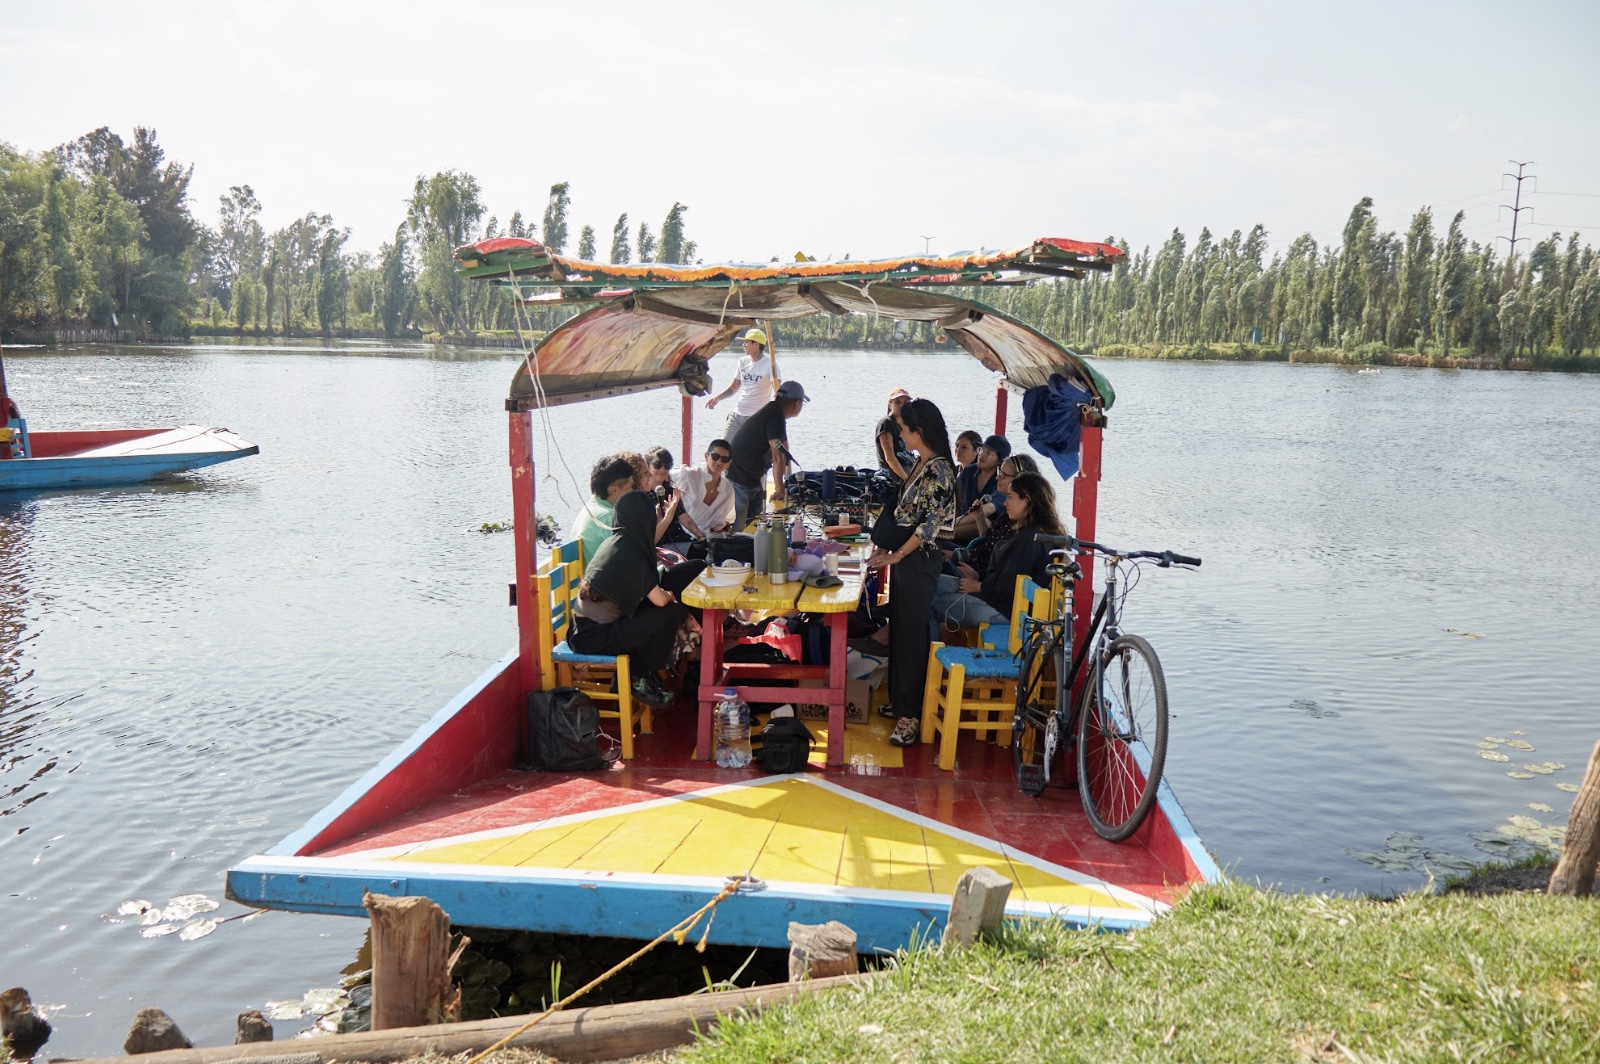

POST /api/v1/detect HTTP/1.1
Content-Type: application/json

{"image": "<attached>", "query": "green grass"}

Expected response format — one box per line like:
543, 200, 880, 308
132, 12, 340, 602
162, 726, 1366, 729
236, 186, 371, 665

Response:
678, 881, 1600, 1063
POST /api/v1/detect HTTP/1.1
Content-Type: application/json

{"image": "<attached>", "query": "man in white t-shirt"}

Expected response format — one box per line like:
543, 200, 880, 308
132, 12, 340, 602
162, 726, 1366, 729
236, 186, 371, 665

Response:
705, 327, 775, 439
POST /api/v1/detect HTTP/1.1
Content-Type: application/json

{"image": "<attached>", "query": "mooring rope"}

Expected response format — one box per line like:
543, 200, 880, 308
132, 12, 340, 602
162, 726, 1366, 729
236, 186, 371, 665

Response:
457, 879, 742, 1064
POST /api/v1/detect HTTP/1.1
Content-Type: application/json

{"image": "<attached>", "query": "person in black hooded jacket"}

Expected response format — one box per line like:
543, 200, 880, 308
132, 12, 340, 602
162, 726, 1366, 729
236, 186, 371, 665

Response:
569, 491, 689, 707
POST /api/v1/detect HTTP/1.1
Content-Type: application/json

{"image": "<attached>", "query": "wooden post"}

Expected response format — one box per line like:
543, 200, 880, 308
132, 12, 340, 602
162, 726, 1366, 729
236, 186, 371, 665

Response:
680, 392, 693, 465
943, 866, 1012, 946
1071, 418, 1103, 660
993, 380, 1008, 437
508, 410, 540, 695
364, 892, 456, 1030
787, 921, 858, 980
1548, 739, 1600, 897
764, 319, 780, 387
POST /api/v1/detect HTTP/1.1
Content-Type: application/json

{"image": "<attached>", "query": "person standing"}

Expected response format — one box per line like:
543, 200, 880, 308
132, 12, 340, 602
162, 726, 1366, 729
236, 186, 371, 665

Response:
705, 328, 775, 440
727, 381, 809, 528
667, 438, 738, 549
864, 397, 956, 748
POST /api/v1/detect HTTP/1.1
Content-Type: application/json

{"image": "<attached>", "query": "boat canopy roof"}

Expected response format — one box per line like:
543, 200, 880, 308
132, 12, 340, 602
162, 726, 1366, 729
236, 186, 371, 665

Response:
453, 237, 1123, 410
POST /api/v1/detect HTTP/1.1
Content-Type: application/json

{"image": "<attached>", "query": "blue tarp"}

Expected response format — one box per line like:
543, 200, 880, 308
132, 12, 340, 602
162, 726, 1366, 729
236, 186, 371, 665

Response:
1022, 373, 1093, 480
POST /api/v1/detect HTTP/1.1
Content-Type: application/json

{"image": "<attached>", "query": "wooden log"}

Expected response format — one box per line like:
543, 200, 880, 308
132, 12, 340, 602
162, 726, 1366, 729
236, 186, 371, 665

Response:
363, 892, 454, 1030
943, 866, 1013, 946
1549, 738, 1600, 897
786, 921, 858, 981
68, 973, 875, 1064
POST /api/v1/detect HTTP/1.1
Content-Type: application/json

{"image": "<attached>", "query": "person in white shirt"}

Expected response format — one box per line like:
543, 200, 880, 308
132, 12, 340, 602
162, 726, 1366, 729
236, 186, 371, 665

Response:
665, 439, 738, 551
705, 327, 775, 439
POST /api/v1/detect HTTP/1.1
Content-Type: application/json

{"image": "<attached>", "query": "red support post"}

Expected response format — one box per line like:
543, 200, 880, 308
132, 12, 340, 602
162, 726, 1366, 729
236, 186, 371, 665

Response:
1071, 420, 1103, 657
508, 410, 541, 694
993, 381, 1008, 437
681, 393, 693, 463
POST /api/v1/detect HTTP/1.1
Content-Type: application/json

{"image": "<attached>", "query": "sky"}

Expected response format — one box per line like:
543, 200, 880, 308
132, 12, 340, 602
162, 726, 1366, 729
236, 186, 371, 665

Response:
2, 0, 1597, 263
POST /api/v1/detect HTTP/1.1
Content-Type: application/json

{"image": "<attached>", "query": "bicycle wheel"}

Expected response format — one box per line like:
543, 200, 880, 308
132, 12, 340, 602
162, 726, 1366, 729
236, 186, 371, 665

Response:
1076, 634, 1168, 841
1013, 628, 1063, 797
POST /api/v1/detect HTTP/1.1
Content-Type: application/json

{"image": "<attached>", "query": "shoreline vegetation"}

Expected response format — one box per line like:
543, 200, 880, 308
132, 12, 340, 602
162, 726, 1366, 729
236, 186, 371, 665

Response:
5, 126, 1598, 373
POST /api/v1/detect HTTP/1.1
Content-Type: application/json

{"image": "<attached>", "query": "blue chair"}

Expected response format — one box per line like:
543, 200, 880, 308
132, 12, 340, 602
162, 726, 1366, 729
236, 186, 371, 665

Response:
919, 577, 1051, 771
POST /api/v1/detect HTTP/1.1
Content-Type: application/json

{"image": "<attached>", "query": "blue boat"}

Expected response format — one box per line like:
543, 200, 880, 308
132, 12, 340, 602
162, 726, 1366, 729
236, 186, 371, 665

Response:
0, 423, 259, 492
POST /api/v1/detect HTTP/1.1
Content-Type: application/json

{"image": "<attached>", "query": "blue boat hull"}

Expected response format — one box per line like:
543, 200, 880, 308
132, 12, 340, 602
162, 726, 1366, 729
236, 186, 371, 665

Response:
0, 446, 259, 491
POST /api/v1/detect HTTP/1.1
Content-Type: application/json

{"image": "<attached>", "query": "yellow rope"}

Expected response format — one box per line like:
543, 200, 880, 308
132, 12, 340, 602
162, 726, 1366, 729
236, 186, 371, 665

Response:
458, 880, 741, 1064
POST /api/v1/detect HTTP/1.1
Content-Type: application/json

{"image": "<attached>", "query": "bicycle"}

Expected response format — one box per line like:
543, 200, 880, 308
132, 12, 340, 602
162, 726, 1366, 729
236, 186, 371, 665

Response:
1012, 534, 1201, 841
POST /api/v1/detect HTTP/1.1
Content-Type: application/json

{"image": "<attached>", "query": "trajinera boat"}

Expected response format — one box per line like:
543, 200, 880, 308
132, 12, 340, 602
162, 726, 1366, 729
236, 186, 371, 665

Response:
0, 346, 258, 491
227, 237, 1219, 951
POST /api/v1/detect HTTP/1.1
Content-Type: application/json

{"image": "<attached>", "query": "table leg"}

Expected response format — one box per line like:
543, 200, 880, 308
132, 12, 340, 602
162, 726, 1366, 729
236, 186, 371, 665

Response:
828, 611, 848, 766
696, 608, 726, 760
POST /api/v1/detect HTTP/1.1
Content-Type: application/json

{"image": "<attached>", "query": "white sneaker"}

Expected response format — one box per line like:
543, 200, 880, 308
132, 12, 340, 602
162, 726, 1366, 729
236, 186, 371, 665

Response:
888, 717, 920, 747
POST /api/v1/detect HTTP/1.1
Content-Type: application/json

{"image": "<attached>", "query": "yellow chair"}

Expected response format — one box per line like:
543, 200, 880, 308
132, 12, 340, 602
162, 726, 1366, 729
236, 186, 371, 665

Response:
919, 576, 1051, 771
535, 541, 650, 760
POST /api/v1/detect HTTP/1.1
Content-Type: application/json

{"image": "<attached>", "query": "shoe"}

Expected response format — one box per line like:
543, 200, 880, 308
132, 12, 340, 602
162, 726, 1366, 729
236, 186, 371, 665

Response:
888, 717, 920, 747
878, 702, 900, 719
631, 675, 675, 708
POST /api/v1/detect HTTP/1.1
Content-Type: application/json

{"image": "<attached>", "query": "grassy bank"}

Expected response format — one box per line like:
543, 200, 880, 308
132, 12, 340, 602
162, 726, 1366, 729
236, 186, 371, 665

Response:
1089, 340, 1600, 373
681, 877, 1598, 1063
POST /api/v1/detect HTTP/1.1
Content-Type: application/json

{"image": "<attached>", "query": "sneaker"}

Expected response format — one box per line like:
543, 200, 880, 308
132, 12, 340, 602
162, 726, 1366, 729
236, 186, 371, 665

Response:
877, 702, 900, 719
631, 675, 675, 708
888, 717, 920, 747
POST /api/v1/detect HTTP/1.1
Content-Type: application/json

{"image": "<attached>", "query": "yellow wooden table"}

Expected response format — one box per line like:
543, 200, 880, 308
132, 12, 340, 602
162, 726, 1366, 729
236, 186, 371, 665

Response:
684, 548, 868, 767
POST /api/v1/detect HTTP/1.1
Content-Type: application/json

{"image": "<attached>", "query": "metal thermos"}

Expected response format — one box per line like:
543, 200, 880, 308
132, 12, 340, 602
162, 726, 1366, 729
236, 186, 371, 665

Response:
752, 520, 770, 576
769, 522, 789, 584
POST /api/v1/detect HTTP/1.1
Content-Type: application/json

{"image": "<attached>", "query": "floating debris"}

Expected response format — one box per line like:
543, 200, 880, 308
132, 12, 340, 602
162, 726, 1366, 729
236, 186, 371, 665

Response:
1504, 739, 1535, 752
1476, 740, 1500, 750
1445, 628, 1484, 638
1478, 750, 1510, 762
1292, 698, 1340, 719
1527, 803, 1554, 813
1507, 771, 1536, 779
178, 919, 217, 941
475, 521, 509, 534
1521, 763, 1554, 775
117, 899, 154, 916
1556, 782, 1580, 793
140, 924, 180, 938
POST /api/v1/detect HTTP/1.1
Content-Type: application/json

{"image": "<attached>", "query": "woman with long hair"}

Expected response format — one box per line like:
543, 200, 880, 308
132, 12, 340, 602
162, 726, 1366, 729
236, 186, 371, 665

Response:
932, 471, 1065, 633
864, 397, 957, 747
568, 491, 698, 708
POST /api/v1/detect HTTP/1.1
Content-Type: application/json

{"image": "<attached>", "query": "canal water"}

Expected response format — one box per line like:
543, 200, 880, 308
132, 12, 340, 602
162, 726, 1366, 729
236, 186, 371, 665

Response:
3, 340, 1596, 1055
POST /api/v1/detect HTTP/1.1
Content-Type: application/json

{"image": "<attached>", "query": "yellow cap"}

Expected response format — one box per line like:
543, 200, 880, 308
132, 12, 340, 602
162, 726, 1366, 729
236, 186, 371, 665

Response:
742, 328, 768, 346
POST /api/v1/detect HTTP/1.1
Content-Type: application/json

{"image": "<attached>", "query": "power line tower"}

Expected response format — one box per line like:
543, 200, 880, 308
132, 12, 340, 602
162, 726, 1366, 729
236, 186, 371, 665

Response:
1499, 160, 1536, 277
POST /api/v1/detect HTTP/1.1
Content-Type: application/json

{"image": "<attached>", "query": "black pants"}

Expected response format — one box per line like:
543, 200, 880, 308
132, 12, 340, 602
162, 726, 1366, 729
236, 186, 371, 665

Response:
569, 601, 687, 675
661, 559, 705, 596
888, 547, 940, 721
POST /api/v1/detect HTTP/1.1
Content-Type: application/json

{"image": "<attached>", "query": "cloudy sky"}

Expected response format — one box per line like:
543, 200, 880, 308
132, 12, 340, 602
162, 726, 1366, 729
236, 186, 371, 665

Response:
3, 0, 1596, 261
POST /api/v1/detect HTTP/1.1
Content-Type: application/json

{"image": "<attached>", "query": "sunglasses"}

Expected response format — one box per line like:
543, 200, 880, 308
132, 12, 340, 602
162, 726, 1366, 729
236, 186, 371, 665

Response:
707, 452, 732, 463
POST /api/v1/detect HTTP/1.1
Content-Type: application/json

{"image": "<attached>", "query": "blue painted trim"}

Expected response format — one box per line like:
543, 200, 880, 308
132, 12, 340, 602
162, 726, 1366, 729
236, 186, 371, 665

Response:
226, 862, 1148, 953
0, 446, 258, 492
1154, 775, 1224, 884
264, 650, 520, 857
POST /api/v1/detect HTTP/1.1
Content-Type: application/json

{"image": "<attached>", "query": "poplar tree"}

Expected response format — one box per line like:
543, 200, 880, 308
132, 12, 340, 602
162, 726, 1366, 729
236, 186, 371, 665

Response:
609, 213, 630, 263
541, 182, 570, 253
577, 224, 596, 260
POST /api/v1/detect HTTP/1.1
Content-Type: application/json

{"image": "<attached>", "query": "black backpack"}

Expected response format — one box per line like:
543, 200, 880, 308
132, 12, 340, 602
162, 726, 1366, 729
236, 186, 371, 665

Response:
521, 687, 614, 772
756, 716, 814, 774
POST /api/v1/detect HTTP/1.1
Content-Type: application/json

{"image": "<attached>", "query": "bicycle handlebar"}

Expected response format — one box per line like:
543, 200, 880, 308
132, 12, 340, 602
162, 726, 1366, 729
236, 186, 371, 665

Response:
1035, 533, 1201, 568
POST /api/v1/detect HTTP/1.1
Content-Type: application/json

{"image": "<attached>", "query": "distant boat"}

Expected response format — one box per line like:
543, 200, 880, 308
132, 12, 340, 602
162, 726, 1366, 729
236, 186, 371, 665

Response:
0, 344, 258, 492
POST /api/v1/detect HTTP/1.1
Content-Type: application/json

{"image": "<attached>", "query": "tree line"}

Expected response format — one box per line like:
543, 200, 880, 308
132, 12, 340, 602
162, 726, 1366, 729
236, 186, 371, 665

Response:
0, 127, 697, 339
3, 127, 1596, 364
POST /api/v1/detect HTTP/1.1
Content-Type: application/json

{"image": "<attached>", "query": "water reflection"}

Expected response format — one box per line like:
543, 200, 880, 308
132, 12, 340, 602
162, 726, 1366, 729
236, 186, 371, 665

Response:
0, 499, 42, 824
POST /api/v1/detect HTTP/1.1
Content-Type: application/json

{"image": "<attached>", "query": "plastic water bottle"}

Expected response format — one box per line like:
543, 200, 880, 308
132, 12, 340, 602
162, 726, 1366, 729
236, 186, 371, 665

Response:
714, 688, 752, 768
790, 516, 805, 546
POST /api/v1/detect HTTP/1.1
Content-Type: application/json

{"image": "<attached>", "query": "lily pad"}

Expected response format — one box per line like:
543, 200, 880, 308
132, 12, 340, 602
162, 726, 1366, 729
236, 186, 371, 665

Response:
1484, 736, 1508, 744
140, 908, 167, 926
1507, 771, 1535, 779
1556, 782, 1579, 793
178, 919, 217, 941
1543, 762, 1565, 772
141, 924, 180, 938
1507, 815, 1542, 830
117, 899, 153, 916
301, 989, 348, 1016
1420, 851, 1476, 873
1504, 739, 1535, 752
1479, 750, 1510, 762
1527, 802, 1554, 813
1510, 729, 1527, 736
264, 1000, 305, 1021
1476, 740, 1500, 750
1520, 763, 1553, 775
162, 894, 220, 922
